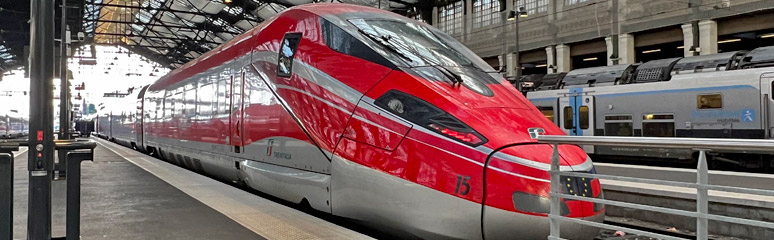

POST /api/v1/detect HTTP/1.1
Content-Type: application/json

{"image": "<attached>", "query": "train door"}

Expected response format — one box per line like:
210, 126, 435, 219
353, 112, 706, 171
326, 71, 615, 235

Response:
229, 69, 246, 153
559, 89, 595, 151
761, 74, 774, 138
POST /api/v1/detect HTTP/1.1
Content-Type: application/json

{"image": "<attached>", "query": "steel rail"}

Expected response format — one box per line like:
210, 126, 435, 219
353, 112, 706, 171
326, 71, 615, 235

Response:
539, 135, 774, 240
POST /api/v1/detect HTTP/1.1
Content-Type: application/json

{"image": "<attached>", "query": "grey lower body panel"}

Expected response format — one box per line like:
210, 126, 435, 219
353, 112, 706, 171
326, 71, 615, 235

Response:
145, 136, 332, 213
484, 205, 603, 240
331, 155, 482, 240
239, 160, 331, 213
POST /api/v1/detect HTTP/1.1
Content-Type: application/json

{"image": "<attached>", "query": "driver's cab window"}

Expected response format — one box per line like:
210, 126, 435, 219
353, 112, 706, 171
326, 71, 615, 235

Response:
278, 33, 302, 78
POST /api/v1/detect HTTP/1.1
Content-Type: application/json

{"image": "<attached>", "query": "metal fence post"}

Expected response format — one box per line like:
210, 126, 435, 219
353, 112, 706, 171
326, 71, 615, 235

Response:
697, 150, 709, 240
0, 152, 14, 240
56, 140, 96, 240
549, 143, 561, 239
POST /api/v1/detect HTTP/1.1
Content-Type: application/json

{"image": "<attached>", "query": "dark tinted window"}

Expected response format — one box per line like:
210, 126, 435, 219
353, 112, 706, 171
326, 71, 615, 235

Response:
604, 115, 633, 136
563, 107, 572, 129
278, 33, 301, 77
642, 114, 675, 137
538, 107, 554, 122
697, 94, 722, 109
349, 18, 473, 68
579, 106, 589, 129
320, 18, 394, 68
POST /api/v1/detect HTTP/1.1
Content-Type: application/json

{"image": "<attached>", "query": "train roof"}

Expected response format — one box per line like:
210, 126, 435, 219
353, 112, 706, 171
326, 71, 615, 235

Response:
525, 45, 774, 94
740, 46, 774, 69
562, 64, 635, 88
671, 51, 745, 75
526, 65, 774, 98
148, 4, 400, 92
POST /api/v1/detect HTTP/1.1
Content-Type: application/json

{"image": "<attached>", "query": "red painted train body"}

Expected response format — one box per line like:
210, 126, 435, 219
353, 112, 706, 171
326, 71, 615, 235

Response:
96, 4, 603, 239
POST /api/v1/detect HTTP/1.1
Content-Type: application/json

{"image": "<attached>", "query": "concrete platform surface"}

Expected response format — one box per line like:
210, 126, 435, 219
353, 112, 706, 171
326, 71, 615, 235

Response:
10, 138, 370, 240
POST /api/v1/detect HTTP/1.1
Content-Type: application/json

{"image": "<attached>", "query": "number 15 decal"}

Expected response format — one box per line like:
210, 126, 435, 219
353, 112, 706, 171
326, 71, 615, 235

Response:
455, 175, 471, 195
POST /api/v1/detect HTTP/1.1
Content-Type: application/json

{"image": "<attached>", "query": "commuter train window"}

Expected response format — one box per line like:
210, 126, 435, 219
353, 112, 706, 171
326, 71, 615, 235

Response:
579, 106, 589, 129
538, 107, 554, 122
562, 107, 572, 129
277, 33, 302, 78
604, 115, 633, 136
642, 114, 675, 137
697, 94, 722, 109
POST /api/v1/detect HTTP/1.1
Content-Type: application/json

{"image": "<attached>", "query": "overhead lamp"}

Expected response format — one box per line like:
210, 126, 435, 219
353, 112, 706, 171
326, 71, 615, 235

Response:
224, 0, 232, 3
535, 64, 547, 68
507, 11, 516, 21
506, 7, 528, 21
761, 33, 774, 39
642, 49, 661, 54
718, 39, 741, 44
518, 7, 528, 17
677, 46, 685, 49
583, 57, 598, 61
689, 46, 701, 52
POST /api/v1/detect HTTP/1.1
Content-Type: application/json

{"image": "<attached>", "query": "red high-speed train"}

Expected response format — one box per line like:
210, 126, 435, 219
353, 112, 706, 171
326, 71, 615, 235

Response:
1, 110, 28, 139
95, 4, 603, 239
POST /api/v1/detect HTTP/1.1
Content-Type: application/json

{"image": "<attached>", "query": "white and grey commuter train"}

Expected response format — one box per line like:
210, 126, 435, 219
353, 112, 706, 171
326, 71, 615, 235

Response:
526, 46, 774, 169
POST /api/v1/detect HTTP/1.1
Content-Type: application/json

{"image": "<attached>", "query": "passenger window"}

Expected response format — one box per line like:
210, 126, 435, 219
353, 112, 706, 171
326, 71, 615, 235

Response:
642, 114, 675, 137
697, 94, 722, 109
278, 33, 302, 78
579, 106, 589, 129
604, 115, 633, 136
563, 107, 572, 129
538, 107, 554, 122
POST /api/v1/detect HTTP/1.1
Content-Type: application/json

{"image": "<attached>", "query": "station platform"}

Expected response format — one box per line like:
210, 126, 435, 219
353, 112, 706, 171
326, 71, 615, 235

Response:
11, 138, 371, 240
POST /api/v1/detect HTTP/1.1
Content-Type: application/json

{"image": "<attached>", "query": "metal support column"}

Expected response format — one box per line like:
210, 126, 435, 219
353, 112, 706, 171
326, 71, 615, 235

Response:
514, 14, 521, 79
59, 0, 69, 141
57, 0, 70, 179
0, 142, 19, 240
28, 0, 56, 239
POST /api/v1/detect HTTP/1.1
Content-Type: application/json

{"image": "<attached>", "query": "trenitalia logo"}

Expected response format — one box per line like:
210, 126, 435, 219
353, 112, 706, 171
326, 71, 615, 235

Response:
266, 139, 274, 156
528, 128, 546, 139
265, 139, 292, 160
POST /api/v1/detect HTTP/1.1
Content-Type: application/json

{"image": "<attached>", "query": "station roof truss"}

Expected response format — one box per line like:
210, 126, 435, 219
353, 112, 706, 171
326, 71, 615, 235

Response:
1, 0, 458, 72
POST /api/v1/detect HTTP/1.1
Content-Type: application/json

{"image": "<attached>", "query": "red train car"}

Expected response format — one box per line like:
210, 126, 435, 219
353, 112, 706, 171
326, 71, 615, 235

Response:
106, 4, 603, 239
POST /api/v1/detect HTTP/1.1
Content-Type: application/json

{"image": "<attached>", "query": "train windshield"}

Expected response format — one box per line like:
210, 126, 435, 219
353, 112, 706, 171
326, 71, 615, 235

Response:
349, 19, 493, 72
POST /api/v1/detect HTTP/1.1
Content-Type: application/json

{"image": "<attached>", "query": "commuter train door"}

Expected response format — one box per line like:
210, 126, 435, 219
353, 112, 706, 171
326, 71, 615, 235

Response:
559, 88, 595, 152
230, 69, 246, 153
761, 74, 774, 138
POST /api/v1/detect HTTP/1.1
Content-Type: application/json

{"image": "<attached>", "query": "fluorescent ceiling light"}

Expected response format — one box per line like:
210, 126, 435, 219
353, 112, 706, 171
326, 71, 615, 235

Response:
676, 46, 685, 49
761, 34, 774, 39
535, 64, 547, 67
583, 57, 598, 61
718, 39, 741, 44
642, 49, 661, 54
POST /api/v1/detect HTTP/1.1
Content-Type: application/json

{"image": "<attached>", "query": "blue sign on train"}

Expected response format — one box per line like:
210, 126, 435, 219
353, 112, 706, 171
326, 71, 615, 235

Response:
742, 109, 755, 122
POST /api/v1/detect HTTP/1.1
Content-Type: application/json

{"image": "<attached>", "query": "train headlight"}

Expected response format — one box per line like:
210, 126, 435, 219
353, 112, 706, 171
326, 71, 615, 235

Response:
387, 98, 404, 114
375, 90, 488, 147
512, 191, 569, 215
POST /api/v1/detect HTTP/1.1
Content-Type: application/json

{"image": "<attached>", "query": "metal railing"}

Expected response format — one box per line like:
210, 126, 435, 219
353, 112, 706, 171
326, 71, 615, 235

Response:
537, 135, 774, 240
